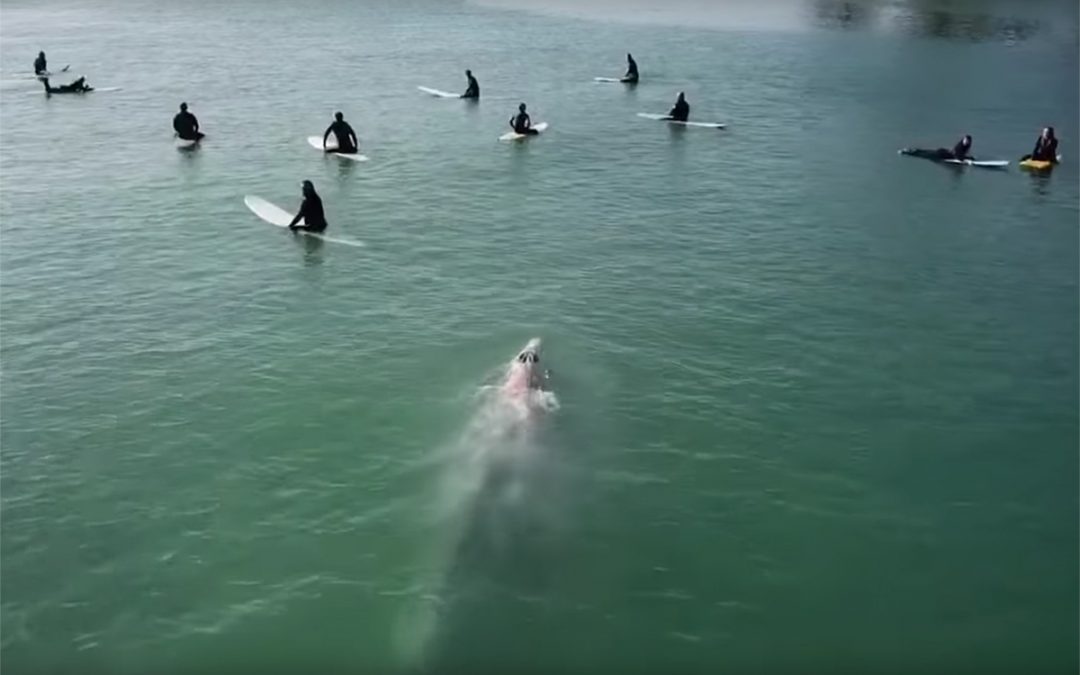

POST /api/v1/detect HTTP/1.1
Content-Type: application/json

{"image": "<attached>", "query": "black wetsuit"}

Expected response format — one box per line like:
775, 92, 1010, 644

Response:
624, 57, 639, 83
1026, 135, 1058, 162
42, 77, 90, 95
324, 120, 357, 153
34, 55, 46, 75
292, 194, 327, 233
903, 140, 971, 161
173, 111, 204, 141
462, 75, 480, 99
511, 112, 537, 135
668, 100, 689, 122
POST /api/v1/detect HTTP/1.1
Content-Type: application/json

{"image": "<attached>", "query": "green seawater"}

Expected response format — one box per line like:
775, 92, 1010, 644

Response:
1, 0, 1077, 672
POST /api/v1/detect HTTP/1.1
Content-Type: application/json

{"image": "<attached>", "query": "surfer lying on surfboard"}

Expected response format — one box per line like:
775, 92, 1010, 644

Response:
173, 102, 204, 142
666, 92, 689, 122
462, 70, 480, 99
322, 112, 359, 154
288, 180, 328, 234
509, 103, 538, 135
901, 134, 973, 162
41, 76, 92, 96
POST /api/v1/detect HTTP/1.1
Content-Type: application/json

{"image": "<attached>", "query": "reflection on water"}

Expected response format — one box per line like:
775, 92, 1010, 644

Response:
473, 0, 1074, 44
813, 0, 1046, 43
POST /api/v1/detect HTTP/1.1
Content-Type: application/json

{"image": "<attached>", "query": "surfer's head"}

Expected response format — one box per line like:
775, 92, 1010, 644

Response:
301, 179, 316, 197
627, 53, 633, 60
962, 134, 972, 145
1043, 126, 1055, 140
179, 102, 187, 111
466, 69, 472, 77
334, 111, 344, 122
38, 51, 45, 58
677, 91, 685, 102
518, 103, 527, 112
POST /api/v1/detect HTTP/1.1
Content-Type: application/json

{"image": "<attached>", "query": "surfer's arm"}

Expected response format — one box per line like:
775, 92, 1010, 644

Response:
322, 126, 332, 148
288, 201, 306, 228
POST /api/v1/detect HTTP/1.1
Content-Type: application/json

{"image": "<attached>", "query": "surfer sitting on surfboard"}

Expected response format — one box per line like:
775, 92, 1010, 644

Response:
901, 135, 972, 162
173, 102, 204, 142
667, 92, 689, 122
323, 112, 358, 154
462, 70, 479, 99
288, 181, 328, 234
509, 103, 538, 135
1020, 127, 1058, 163
624, 53, 639, 83
34, 51, 47, 76
41, 76, 92, 96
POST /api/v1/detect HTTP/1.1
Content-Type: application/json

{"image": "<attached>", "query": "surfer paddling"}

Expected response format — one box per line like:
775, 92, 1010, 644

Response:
901, 135, 973, 162
41, 76, 92, 96
322, 112, 359, 155
288, 180, 328, 234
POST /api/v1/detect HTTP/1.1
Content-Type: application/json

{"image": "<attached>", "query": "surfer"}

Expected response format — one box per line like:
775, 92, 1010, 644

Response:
1021, 126, 1058, 163
41, 76, 91, 96
509, 103, 538, 135
322, 112, 358, 154
172, 102, 204, 142
288, 180, 328, 234
667, 92, 689, 122
34, 51, 47, 76
462, 69, 480, 99
623, 53, 639, 83
901, 135, 973, 161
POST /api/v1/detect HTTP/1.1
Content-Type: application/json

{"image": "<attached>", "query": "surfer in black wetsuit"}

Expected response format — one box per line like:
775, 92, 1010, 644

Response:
41, 76, 91, 96
509, 103, 537, 135
462, 70, 479, 99
901, 135, 973, 161
173, 102, 204, 141
289, 180, 327, 233
623, 53, 639, 83
322, 112, 358, 154
667, 92, 689, 122
1021, 126, 1058, 163
34, 51, 47, 76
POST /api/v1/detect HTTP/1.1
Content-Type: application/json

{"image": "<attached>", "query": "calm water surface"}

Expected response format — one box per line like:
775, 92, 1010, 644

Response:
1, 0, 1077, 672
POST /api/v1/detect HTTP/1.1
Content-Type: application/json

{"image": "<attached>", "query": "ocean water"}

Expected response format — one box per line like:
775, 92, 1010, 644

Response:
1, 0, 1077, 673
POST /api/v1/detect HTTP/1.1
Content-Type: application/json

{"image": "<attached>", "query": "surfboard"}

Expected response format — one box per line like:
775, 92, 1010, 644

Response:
306, 136, 368, 162
243, 195, 364, 248
594, 77, 626, 83
417, 86, 460, 98
499, 122, 549, 141
636, 112, 725, 129
35, 86, 121, 96
1019, 155, 1062, 171
943, 158, 1009, 168
176, 138, 199, 149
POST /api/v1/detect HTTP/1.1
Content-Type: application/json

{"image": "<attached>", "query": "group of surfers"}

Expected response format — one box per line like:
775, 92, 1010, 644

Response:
901, 128, 1059, 165
33, 50, 1063, 236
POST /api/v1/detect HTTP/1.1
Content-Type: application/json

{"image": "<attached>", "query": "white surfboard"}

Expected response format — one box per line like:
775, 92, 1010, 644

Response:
637, 112, 725, 129
176, 138, 199, 149
417, 85, 460, 98
943, 158, 1009, 168
499, 122, 549, 141
306, 136, 368, 162
244, 195, 364, 248
594, 77, 624, 83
